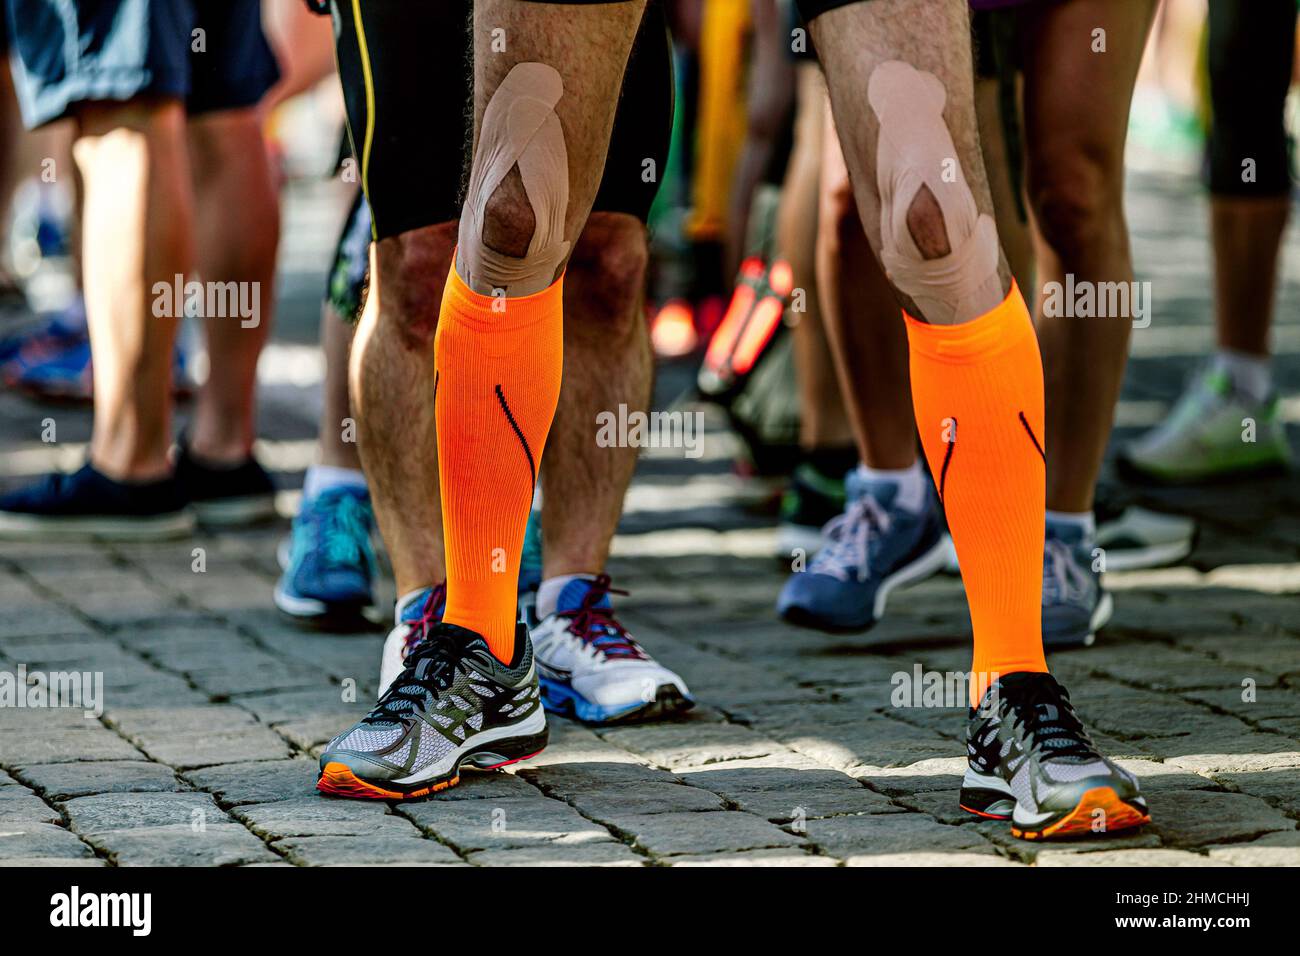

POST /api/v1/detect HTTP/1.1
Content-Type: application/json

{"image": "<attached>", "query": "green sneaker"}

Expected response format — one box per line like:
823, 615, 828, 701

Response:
1119, 367, 1290, 483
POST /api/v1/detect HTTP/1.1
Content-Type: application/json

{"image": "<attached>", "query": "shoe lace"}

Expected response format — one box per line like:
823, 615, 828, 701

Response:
812, 495, 891, 582
402, 584, 447, 658
1005, 677, 1096, 762
561, 574, 646, 660
1042, 537, 1091, 604
366, 624, 459, 725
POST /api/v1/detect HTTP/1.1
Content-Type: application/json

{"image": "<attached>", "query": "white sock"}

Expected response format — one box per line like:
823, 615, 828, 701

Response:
303, 465, 367, 501
536, 573, 596, 619
855, 460, 927, 514
1045, 509, 1096, 542
1212, 349, 1272, 403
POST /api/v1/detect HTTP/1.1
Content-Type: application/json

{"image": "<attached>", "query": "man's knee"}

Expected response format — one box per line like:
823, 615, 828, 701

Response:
373, 222, 457, 351
567, 213, 648, 334
1028, 149, 1122, 262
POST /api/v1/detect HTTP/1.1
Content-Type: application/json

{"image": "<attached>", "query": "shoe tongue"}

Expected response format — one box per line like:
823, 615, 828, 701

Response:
557, 576, 611, 613
855, 480, 899, 510
1044, 518, 1086, 547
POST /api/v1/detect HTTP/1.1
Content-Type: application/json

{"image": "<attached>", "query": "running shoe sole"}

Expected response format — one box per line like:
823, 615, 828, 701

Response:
0, 509, 196, 541
193, 494, 278, 527
780, 535, 950, 633
317, 724, 549, 801
960, 772, 1150, 839
540, 677, 695, 724
272, 581, 378, 631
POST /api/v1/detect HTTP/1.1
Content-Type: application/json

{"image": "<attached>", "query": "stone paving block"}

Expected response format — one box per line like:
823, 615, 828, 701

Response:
466, 842, 645, 867
565, 782, 726, 817
0, 857, 107, 867
1147, 790, 1294, 847
670, 848, 837, 866
1161, 743, 1300, 773
0, 789, 62, 825
0, 604, 93, 637
0, 723, 144, 764
143, 642, 328, 697
272, 715, 350, 753
1035, 849, 1225, 867
436, 772, 544, 802
618, 810, 804, 857
85, 824, 279, 866
847, 851, 1021, 867
804, 812, 994, 860
184, 759, 319, 806
1114, 759, 1221, 793
599, 718, 782, 770
1205, 830, 1300, 867
64, 791, 224, 833
892, 789, 975, 826
520, 759, 681, 796
18, 760, 184, 800
274, 834, 464, 866
107, 704, 259, 737
399, 796, 614, 852
1092, 644, 1281, 692
971, 820, 1161, 859
134, 725, 294, 770
1211, 768, 1300, 816
0, 822, 95, 860
234, 796, 416, 839
680, 757, 898, 820
231, 685, 366, 725
857, 757, 967, 795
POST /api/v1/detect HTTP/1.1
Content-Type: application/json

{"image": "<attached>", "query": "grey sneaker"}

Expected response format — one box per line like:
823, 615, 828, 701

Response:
1042, 519, 1112, 648
318, 621, 547, 800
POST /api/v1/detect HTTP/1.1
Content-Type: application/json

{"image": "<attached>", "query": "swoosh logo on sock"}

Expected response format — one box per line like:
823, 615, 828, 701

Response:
939, 417, 957, 504
495, 384, 536, 487
1018, 411, 1045, 462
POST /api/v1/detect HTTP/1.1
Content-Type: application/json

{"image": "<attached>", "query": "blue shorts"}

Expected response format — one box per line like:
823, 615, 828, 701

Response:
5, 0, 280, 129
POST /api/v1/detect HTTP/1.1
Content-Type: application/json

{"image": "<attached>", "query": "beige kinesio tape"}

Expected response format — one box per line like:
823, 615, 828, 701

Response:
869, 60, 1001, 324
458, 62, 571, 297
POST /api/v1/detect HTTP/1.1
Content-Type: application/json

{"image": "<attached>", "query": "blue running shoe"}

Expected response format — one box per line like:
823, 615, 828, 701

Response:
1042, 518, 1112, 648
530, 575, 693, 724
0, 463, 194, 541
777, 479, 948, 632
274, 487, 377, 629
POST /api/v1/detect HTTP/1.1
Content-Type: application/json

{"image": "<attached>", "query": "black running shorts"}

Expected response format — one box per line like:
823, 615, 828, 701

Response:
332, 0, 673, 240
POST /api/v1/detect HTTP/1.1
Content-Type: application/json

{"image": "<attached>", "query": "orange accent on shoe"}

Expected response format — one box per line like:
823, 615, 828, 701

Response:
1010, 786, 1151, 840
316, 762, 459, 801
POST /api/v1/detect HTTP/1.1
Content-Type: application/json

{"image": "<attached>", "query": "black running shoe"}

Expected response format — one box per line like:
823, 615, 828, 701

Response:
175, 443, 276, 526
960, 672, 1149, 840
318, 622, 547, 799
0, 463, 194, 541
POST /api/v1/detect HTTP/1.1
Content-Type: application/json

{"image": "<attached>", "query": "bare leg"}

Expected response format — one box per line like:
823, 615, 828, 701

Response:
74, 100, 193, 481
1210, 197, 1287, 358
318, 299, 363, 472
816, 112, 914, 470
1021, 0, 1157, 513
541, 212, 652, 577
187, 108, 280, 463
781, 64, 855, 455
350, 225, 456, 597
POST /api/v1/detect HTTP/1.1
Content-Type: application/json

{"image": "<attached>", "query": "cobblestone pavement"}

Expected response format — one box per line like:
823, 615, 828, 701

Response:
1, 171, 1298, 867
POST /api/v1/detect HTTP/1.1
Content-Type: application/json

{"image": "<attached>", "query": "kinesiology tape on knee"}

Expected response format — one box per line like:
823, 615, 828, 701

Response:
458, 62, 571, 297
869, 61, 1001, 325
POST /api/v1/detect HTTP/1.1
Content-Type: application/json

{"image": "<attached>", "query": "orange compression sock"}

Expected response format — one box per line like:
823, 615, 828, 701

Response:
434, 265, 563, 663
904, 281, 1049, 704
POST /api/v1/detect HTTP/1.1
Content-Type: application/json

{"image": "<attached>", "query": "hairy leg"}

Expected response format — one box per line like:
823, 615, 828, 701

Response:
1210, 197, 1287, 357
74, 100, 193, 481
541, 212, 652, 576
1021, 0, 1157, 513
350, 225, 456, 597
187, 108, 280, 463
